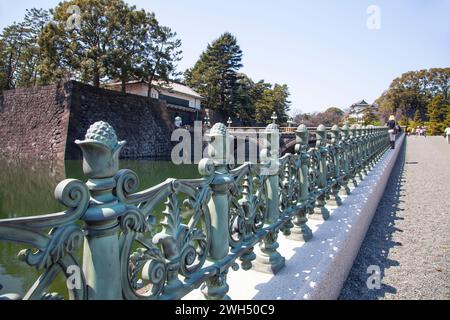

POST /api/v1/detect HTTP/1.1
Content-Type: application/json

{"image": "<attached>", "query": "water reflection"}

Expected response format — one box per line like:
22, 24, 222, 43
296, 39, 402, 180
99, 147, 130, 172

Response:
0, 158, 199, 298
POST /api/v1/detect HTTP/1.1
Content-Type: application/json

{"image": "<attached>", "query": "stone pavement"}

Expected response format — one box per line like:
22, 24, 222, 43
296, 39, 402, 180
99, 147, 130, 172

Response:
340, 136, 450, 300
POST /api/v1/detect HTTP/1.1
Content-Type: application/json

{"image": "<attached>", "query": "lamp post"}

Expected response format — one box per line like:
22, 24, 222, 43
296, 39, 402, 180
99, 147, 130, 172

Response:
271, 112, 278, 124
174, 116, 182, 128
287, 117, 295, 128
204, 114, 211, 129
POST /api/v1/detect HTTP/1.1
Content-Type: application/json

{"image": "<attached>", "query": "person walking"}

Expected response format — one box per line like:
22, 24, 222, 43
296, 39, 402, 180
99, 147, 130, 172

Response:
445, 126, 450, 144
387, 115, 397, 149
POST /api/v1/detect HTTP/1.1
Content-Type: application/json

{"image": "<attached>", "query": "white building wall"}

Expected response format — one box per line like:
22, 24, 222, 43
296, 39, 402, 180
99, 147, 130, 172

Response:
108, 83, 201, 110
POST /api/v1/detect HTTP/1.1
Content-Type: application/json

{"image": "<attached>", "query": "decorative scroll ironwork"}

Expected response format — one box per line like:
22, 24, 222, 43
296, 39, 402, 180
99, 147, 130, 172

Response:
0, 120, 390, 300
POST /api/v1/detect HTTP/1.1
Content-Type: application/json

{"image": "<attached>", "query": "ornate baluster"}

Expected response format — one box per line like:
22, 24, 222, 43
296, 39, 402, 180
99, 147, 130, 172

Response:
361, 125, 368, 175
376, 127, 382, 158
280, 158, 295, 236
310, 124, 330, 221
365, 125, 371, 168
355, 125, 364, 181
349, 125, 359, 187
75, 121, 127, 300
327, 125, 342, 207
339, 122, 351, 196
201, 123, 233, 300
373, 126, 379, 161
367, 126, 375, 170
253, 122, 285, 274
287, 124, 313, 242
238, 173, 257, 270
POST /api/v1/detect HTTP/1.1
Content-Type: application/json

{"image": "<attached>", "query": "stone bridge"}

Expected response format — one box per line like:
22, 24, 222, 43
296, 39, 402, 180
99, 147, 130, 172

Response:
228, 126, 317, 156
1, 120, 447, 300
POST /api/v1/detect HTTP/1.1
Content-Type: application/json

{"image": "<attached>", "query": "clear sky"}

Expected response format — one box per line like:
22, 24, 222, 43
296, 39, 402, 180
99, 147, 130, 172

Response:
1, 0, 449, 114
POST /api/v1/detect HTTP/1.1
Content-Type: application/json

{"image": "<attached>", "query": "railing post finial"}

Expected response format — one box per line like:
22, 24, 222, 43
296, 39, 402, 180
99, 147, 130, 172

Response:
202, 123, 233, 300
311, 124, 330, 221
74, 121, 127, 300
287, 124, 313, 242
253, 122, 285, 274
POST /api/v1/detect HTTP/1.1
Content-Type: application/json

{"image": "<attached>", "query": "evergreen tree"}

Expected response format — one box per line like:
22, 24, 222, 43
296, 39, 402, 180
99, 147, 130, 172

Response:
375, 68, 449, 122
105, 1, 148, 92
271, 84, 291, 123
16, 9, 51, 87
413, 109, 422, 125
362, 107, 378, 125
0, 8, 50, 90
427, 94, 448, 135
36, 0, 182, 89
140, 24, 182, 97
38, 0, 111, 87
253, 83, 291, 124
234, 74, 258, 124
0, 23, 28, 90
400, 114, 409, 126
0, 39, 5, 90
1, 2, 182, 91
254, 85, 275, 124
445, 105, 450, 128
186, 32, 243, 116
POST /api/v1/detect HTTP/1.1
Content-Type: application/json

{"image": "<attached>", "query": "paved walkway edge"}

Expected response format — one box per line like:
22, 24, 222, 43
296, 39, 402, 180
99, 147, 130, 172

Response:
299, 134, 406, 299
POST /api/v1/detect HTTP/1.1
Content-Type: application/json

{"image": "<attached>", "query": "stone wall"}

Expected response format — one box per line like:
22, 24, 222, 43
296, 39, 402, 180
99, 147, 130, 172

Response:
0, 81, 175, 160
0, 83, 69, 160
65, 81, 174, 159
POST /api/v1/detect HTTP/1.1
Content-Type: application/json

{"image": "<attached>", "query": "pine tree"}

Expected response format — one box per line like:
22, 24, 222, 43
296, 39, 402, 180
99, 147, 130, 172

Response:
234, 73, 258, 124
427, 94, 448, 135
38, 0, 112, 86
0, 39, 5, 90
0, 23, 28, 90
37, 0, 182, 89
362, 107, 378, 125
104, 1, 148, 92
254, 85, 275, 124
186, 32, 243, 117
413, 109, 422, 126
271, 84, 291, 123
140, 24, 182, 97
400, 114, 409, 126
445, 106, 450, 128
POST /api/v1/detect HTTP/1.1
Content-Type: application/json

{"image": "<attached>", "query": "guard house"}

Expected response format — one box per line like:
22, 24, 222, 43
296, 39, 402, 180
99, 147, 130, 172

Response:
347, 99, 379, 124
105, 80, 203, 127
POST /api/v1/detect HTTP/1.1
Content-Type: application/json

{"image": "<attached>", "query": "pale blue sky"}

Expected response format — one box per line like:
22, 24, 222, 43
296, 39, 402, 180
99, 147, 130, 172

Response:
1, 0, 449, 114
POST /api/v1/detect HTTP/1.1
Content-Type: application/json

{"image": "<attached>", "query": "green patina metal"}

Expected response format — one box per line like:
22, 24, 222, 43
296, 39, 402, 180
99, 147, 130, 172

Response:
0, 119, 390, 300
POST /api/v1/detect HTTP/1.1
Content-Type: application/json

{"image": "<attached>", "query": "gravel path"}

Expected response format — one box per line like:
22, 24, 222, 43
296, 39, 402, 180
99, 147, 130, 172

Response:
340, 136, 450, 300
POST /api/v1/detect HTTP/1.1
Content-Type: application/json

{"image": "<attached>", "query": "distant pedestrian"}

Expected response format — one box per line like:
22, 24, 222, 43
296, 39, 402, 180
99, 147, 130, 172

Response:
445, 126, 450, 144
387, 115, 397, 149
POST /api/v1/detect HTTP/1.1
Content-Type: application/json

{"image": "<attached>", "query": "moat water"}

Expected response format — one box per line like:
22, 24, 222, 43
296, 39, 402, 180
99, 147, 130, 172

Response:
0, 159, 199, 299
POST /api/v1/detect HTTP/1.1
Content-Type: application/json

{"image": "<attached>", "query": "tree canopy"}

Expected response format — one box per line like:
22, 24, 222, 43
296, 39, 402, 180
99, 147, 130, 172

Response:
375, 68, 449, 134
375, 69, 449, 120
185, 32, 243, 116
0, 1, 182, 95
294, 107, 344, 127
0, 9, 51, 90
427, 94, 448, 135
185, 33, 290, 123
